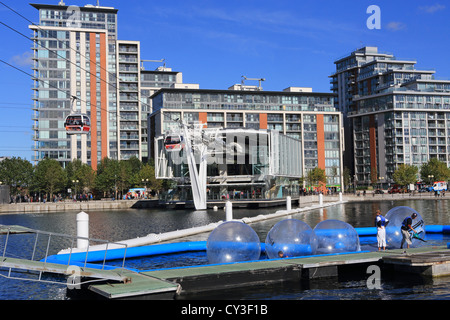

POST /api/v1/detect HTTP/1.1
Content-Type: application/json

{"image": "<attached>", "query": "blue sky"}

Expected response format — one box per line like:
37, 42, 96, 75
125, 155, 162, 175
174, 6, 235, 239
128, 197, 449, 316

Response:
0, 0, 449, 162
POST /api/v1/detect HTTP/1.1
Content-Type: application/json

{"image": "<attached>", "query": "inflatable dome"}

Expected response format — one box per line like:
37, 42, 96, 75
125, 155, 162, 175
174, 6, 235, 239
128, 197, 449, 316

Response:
385, 206, 425, 248
314, 219, 361, 254
265, 219, 318, 259
207, 221, 261, 264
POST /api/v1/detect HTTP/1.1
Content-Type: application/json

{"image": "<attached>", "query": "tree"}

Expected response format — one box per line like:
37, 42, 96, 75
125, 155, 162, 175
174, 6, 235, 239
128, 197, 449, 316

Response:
77, 163, 96, 193
126, 156, 144, 187
0, 157, 33, 195
31, 158, 66, 198
94, 157, 137, 198
138, 163, 162, 192
370, 166, 378, 187
65, 159, 95, 194
420, 158, 450, 184
306, 167, 327, 191
342, 167, 351, 191
116, 159, 133, 196
392, 164, 418, 186
95, 158, 120, 197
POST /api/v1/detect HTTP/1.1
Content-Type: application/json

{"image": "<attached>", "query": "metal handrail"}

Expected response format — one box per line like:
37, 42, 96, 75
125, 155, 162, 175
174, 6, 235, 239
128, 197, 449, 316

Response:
0, 224, 129, 275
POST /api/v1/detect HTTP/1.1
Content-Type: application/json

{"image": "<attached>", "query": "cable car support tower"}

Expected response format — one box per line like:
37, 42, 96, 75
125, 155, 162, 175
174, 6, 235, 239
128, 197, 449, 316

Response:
164, 121, 224, 210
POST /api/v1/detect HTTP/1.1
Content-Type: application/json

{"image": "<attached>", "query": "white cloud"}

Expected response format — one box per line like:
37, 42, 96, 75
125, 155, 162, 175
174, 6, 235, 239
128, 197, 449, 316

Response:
419, 4, 446, 13
386, 21, 406, 31
10, 52, 33, 67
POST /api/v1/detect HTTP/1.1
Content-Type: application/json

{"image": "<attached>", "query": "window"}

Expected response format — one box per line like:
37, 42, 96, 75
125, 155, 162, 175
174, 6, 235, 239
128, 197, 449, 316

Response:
303, 115, 316, 123
38, 50, 48, 58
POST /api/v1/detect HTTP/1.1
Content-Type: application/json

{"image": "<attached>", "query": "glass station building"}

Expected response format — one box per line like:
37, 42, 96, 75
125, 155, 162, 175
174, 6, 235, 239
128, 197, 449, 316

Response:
149, 87, 344, 202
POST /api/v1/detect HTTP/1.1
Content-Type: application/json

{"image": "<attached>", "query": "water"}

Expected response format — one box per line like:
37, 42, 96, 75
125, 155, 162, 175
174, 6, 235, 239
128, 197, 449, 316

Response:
1, 198, 450, 300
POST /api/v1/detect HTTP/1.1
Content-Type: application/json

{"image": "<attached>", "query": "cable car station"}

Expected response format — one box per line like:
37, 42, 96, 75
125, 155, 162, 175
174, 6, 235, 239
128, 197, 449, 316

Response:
155, 121, 303, 209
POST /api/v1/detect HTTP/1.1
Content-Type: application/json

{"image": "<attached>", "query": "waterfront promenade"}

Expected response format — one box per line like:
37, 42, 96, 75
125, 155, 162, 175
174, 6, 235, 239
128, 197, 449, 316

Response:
0, 198, 156, 214
0, 191, 445, 214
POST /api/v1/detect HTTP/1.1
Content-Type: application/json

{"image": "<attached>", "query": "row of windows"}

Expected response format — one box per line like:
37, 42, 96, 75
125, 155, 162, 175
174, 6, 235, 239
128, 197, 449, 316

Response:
38, 40, 68, 49
161, 111, 341, 144
396, 95, 450, 103
37, 30, 69, 39
37, 60, 68, 69
40, 10, 116, 23
163, 92, 335, 105
37, 49, 68, 59
156, 102, 337, 113
141, 73, 176, 82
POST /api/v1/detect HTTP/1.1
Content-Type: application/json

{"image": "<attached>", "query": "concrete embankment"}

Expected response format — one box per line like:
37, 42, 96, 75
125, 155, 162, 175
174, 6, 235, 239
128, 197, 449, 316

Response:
0, 199, 159, 214
0, 192, 445, 214
0, 195, 325, 214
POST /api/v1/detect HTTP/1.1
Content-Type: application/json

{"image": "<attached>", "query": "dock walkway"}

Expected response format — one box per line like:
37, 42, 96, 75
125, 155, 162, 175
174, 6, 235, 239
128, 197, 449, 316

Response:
0, 256, 181, 299
87, 245, 450, 299
0, 256, 130, 283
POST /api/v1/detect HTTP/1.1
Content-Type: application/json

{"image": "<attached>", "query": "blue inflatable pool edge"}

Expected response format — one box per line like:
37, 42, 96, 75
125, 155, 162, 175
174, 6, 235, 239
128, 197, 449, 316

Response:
45, 225, 450, 264
46, 241, 209, 264
356, 225, 450, 236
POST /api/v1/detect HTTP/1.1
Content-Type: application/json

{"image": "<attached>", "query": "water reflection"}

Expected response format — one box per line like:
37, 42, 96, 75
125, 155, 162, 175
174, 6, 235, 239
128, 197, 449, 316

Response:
1, 199, 450, 249
1, 199, 450, 300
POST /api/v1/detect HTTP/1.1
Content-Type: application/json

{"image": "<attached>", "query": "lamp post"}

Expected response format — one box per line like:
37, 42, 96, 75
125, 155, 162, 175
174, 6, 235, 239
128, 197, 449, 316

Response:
72, 179, 79, 201
428, 175, 434, 196
142, 178, 149, 198
378, 176, 384, 190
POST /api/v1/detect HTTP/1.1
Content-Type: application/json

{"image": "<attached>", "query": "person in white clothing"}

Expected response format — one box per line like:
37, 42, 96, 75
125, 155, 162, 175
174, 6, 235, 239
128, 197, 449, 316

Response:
375, 209, 389, 251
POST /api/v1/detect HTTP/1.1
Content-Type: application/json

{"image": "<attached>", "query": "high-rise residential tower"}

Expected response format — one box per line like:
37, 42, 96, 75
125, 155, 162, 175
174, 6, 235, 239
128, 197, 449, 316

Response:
30, 2, 119, 169
30, 2, 196, 167
330, 46, 394, 177
331, 46, 450, 187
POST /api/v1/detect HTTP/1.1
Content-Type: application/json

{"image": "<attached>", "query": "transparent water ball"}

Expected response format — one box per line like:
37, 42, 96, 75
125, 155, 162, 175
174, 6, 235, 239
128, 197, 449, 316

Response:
265, 219, 318, 259
385, 206, 426, 248
314, 219, 361, 254
207, 221, 261, 264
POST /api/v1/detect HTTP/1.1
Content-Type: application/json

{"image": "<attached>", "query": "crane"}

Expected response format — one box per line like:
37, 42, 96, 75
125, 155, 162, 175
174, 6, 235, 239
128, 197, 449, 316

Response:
241, 76, 265, 91
140, 59, 166, 70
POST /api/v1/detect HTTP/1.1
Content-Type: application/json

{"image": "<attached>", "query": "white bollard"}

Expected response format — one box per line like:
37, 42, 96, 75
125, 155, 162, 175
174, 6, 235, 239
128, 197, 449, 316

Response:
286, 196, 291, 210
225, 201, 233, 221
319, 193, 323, 206
213, 206, 218, 211
339, 192, 343, 202
76, 211, 89, 249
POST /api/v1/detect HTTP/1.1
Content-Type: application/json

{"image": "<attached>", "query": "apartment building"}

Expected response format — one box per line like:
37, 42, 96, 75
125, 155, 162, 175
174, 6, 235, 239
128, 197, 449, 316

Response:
30, 3, 119, 169
331, 46, 450, 186
148, 87, 344, 191
29, 2, 196, 167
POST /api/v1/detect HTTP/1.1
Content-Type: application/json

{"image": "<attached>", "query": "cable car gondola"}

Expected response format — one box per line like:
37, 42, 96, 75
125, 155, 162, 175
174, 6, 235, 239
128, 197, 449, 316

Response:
64, 114, 91, 134
164, 134, 184, 152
